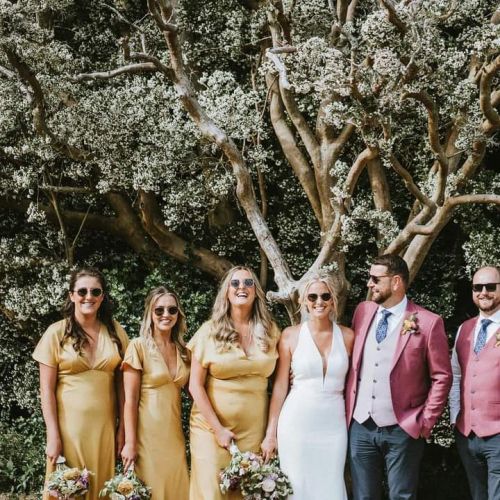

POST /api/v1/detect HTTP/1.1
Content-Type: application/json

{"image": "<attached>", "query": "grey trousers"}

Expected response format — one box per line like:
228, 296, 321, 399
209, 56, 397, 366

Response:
349, 419, 425, 500
455, 430, 500, 500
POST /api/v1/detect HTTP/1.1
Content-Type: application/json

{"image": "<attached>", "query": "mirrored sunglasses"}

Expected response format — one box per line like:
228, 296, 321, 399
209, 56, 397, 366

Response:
230, 278, 255, 289
307, 292, 332, 302
154, 306, 179, 316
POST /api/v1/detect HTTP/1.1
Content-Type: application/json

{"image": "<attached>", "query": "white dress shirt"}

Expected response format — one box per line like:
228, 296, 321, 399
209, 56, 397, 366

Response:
449, 310, 500, 424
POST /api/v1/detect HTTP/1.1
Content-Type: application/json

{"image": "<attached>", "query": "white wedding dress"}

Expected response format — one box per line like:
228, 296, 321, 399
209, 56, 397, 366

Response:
277, 321, 349, 499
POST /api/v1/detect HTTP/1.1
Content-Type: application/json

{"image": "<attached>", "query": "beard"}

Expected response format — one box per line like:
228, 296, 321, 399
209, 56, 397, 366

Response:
372, 289, 392, 304
477, 296, 500, 313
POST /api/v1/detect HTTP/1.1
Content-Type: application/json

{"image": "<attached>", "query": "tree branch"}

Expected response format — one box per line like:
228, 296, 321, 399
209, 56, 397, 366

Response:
2, 45, 92, 162
72, 62, 159, 82
379, 0, 407, 34
138, 191, 233, 278
479, 55, 500, 128
389, 154, 436, 211
148, 1, 295, 289
345, 147, 378, 198
447, 193, 500, 207
266, 74, 323, 224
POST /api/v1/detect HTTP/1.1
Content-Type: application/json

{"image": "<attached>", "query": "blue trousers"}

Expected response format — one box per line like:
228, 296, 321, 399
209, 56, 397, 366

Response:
455, 430, 500, 500
349, 419, 425, 500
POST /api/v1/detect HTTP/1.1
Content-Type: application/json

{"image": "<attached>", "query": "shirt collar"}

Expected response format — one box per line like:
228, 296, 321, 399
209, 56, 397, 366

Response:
378, 295, 408, 318
478, 309, 500, 324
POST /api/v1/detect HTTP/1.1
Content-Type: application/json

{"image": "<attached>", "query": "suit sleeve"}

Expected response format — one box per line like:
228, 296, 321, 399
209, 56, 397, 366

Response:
421, 315, 452, 436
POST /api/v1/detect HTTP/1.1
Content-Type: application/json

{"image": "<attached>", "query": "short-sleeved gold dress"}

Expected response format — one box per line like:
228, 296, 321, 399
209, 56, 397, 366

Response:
32, 319, 129, 500
187, 320, 280, 500
122, 337, 189, 500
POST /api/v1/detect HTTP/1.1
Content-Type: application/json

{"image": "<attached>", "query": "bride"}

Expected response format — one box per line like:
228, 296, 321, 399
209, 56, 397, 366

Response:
261, 272, 354, 499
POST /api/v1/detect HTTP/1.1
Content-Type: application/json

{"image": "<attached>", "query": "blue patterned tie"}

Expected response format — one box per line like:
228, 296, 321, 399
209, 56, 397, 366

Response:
474, 318, 492, 354
376, 310, 392, 343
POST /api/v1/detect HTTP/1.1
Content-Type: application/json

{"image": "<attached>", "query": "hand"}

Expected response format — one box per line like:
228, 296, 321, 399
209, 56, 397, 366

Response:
214, 427, 235, 449
116, 425, 125, 456
260, 435, 277, 463
121, 442, 137, 472
46, 436, 63, 466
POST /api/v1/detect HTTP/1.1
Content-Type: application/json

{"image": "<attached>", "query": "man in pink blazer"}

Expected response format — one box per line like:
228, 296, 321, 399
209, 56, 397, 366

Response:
346, 254, 452, 500
450, 266, 500, 500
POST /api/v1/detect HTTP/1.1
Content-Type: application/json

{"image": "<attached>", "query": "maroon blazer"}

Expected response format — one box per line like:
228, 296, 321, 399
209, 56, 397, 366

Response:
345, 300, 452, 439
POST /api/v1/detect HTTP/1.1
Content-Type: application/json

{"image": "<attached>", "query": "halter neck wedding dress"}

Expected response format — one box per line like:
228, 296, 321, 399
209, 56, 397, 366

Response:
277, 321, 349, 499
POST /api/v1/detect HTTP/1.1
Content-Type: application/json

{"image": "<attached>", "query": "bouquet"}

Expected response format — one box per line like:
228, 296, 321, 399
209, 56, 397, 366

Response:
46, 456, 91, 499
220, 442, 293, 499
99, 464, 151, 500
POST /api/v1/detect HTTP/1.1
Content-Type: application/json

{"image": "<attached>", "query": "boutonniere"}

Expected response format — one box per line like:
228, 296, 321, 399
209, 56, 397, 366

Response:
401, 313, 419, 336
495, 328, 500, 348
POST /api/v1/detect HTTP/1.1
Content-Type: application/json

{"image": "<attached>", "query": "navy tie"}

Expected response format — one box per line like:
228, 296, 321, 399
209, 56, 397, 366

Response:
376, 310, 392, 343
474, 318, 492, 354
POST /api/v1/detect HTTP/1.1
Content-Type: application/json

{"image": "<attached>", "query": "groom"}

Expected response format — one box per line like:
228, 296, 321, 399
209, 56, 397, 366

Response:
345, 254, 452, 499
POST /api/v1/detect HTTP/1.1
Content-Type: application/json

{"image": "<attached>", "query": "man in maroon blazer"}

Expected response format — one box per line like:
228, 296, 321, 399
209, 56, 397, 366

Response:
450, 266, 500, 500
346, 254, 452, 500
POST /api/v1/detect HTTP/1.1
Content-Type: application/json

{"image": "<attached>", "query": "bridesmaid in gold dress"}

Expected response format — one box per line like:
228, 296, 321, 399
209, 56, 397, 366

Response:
33, 268, 129, 500
188, 265, 280, 500
121, 286, 189, 500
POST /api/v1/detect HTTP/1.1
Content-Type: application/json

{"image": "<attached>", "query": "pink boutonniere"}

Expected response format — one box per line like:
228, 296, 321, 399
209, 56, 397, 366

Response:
401, 313, 419, 335
495, 328, 500, 348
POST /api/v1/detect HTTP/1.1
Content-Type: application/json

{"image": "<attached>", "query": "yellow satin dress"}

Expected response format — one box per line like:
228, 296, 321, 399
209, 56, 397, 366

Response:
122, 337, 189, 500
187, 321, 280, 500
32, 319, 129, 500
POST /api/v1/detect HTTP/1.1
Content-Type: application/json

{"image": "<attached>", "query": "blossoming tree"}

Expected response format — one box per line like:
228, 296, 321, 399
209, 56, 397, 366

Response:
0, 0, 499, 316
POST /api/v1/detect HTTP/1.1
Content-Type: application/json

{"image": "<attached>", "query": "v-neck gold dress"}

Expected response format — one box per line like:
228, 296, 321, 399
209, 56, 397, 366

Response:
187, 320, 280, 500
122, 337, 189, 500
32, 319, 129, 500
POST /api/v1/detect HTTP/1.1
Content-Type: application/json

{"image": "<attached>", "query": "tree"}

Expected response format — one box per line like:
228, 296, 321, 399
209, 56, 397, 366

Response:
1, 0, 498, 323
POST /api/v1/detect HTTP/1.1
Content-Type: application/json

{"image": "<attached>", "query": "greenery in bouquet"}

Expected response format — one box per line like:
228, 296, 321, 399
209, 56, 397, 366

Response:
220, 442, 293, 499
46, 456, 91, 499
99, 466, 151, 500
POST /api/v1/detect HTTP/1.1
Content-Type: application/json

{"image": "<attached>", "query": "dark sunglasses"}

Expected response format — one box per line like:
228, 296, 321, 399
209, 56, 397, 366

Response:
230, 278, 255, 289
307, 292, 332, 302
73, 287, 103, 298
154, 306, 179, 316
368, 274, 392, 284
472, 283, 499, 293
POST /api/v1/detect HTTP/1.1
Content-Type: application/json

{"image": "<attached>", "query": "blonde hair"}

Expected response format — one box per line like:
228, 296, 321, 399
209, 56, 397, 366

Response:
139, 286, 188, 361
298, 271, 339, 322
211, 266, 274, 353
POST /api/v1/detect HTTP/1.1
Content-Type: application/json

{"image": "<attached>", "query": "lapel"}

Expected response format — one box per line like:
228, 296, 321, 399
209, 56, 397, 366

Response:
391, 300, 418, 369
354, 303, 378, 367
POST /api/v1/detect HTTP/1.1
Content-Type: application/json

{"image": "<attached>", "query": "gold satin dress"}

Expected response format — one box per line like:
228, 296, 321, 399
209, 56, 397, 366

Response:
187, 321, 280, 500
122, 337, 189, 500
32, 319, 129, 500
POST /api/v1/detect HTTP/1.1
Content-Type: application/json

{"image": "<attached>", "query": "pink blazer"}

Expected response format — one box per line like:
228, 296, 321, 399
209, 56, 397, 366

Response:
345, 300, 452, 439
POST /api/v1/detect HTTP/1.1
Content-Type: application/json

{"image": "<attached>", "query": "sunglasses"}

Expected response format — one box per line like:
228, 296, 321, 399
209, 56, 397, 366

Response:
73, 287, 103, 298
154, 306, 179, 316
368, 274, 392, 284
472, 282, 499, 293
307, 292, 332, 302
230, 278, 255, 289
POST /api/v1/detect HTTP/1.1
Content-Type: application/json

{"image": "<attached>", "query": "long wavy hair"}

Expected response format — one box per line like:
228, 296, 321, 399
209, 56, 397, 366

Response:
60, 267, 122, 355
298, 271, 339, 323
211, 266, 273, 353
139, 286, 188, 361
